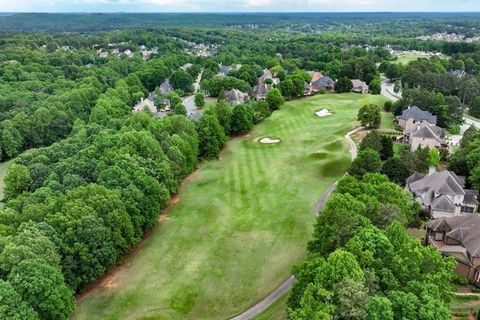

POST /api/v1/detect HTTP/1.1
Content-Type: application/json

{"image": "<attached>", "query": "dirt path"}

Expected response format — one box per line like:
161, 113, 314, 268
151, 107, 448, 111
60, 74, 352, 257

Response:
75, 170, 199, 303
229, 127, 360, 320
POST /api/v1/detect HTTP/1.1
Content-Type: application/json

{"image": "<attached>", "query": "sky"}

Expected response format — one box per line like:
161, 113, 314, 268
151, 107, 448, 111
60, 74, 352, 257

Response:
1, 0, 480, 13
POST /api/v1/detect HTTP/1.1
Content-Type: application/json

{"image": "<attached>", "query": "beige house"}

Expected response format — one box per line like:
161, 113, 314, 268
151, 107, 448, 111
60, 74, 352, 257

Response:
406, 170, 478, 218
351, 79, 369, 94
402, 121, 446, 151
225, 89, 249, 105
426, 214, 480, 284
395, 106, 437, 130
133, 97, 157, 113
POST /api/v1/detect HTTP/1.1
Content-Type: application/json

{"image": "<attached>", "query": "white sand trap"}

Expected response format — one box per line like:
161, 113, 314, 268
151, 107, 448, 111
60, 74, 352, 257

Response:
258, 137, 281, 144
315, 109, 332, 117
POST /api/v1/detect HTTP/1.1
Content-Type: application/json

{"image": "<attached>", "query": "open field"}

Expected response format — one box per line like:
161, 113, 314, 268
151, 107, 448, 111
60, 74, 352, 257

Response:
73, 93, 386, 320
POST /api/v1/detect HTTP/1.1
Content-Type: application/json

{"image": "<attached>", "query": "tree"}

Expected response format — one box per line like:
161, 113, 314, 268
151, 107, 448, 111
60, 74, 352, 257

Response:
170, 69, 194, 93
8, 260, 75, 320
4, 163, 31, 200
366, 297, 394, 320
335, 77, 353, 93
381, 157, 411, 186
469, 96, 480, 118
333, 278, 368, 320
194, 93, 205, 109
196, 113, 226, 159
357, 104, 381, 128
266, 88, 284, 111
359, 131, 382, 154
172, 103, 187, 116
230, 104, 254, 135
212, 100, 233, 135
428, 148, 440, 169
308, 193, 368, 255
348, 149, 382, 178
253, 101, 271, 124
0, 280, 38, 320
385, 63, 403, 80
380, 135, 394, 160
369, 78, 381, 95
384, 100, 393, 112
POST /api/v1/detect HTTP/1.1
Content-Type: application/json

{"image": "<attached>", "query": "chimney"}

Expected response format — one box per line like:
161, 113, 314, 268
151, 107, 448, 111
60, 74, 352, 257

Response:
428, 166, 437, 176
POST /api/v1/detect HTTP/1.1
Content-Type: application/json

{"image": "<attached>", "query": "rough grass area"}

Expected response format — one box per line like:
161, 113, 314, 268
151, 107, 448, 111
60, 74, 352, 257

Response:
406, 228, 425, 242
393, 54, 427, 65
380, 112, 396, 130
73, 93, 386, 320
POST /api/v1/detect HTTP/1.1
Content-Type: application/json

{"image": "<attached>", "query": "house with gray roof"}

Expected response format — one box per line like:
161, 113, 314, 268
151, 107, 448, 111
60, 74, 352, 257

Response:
426, 214, 480, 284
402, 121, 446, 152
311, 76, 335, 92
159, 79, 173, 95
396, 106, 437, 130
351, 79, 369, 94
225, 89, 249, 105
406, 170, 478, 219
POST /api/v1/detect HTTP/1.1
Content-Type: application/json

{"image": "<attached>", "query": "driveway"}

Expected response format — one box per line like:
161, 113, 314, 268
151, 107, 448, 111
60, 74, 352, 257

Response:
381, 79, 401, 102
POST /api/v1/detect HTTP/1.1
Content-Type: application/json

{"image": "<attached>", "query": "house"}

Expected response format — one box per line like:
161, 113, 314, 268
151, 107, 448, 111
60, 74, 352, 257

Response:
451, 69, 467, 79
402, 121, 446, 151
217, 64, 231, 77
133, 96, 157, 114
225, 89, 249, 105
99, 52, 108, 58
252, 83, 272, 100
159, 79, 173, 95
310, 76, 335, 92
123, 49, 134, 58
351, 79, 369, 94
426, 214, 480, 284
307, 71, 323, 83
395, 106, 437, 130
406, 170, 479, 218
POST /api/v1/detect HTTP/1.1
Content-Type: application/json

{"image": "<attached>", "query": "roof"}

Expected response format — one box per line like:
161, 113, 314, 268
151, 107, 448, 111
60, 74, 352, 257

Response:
160, 79, 173, 94
225, 89, 248, 104
465, 190, 480, 205
411, 123, 445, 140
407, 170, 466, 208
396, 106, 437, 125
351, 79, 368, 88
431, 194, 456, 212
429, 214, 480, 258
312, 76, 334, 88
253, 83, 271, 96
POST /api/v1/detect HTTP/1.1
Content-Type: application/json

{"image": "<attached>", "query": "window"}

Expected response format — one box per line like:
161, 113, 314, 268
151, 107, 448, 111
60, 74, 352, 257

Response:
434, 232, 443, 241
461, 206, 475, 213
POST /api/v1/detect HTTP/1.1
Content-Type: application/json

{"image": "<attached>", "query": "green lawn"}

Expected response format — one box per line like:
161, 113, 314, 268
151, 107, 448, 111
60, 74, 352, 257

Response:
0, 161, 11, 205
73, 93, 386, 320
380, 112, 395, 130
393, 54, 427, 65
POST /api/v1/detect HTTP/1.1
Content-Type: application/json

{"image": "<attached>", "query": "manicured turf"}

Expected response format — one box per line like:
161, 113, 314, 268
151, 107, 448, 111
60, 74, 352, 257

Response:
380, 112, 396, 130
393, 54, 426, 65
73, 93, 386, 320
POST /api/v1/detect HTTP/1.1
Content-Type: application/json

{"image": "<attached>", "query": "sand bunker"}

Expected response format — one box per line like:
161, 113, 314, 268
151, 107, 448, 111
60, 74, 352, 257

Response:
258, 137, 281, 144
315, 109, 332, 117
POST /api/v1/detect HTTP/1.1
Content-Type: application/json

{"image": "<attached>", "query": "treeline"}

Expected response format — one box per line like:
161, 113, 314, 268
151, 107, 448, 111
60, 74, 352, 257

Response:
288, 173, 455, 319
449, 126, 480, 190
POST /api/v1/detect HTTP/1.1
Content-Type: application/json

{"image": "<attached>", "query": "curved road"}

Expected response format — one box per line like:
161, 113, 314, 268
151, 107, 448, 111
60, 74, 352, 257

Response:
230, 127, 360, 320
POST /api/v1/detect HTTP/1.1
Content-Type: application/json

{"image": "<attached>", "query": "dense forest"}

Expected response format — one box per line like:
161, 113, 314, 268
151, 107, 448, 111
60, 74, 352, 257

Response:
0, 15, 480, 318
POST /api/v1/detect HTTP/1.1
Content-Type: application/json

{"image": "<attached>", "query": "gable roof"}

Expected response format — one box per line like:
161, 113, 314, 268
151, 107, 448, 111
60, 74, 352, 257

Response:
396, 106, 437, 125
430, 214, 480, 258
405, 122, 445, 143
351, 79, 368, 88
408, 170, 467, 207
312, 76, 334, 88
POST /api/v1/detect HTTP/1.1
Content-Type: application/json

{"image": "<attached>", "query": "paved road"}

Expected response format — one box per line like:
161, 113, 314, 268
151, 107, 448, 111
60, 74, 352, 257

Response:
380, 79, 401, 102
228, 128, 360, 320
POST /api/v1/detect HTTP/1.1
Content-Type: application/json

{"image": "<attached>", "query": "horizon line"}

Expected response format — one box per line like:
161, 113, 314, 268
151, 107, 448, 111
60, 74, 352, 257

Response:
2, 11, 480, 14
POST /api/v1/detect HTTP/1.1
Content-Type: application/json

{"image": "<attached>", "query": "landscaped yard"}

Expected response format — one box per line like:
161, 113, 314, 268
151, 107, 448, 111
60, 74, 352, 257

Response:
73, 93, 386, 320
393, 53, 428, 65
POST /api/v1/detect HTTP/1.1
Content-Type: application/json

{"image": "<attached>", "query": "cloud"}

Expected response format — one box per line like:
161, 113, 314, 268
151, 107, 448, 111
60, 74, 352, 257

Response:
1, 0, 480, 12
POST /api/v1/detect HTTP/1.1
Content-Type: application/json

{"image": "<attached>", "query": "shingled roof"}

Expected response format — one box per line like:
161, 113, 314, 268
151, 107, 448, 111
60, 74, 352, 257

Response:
396, 106, 437, 125
428, 214, 480, 258
407, 170, 466, 207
